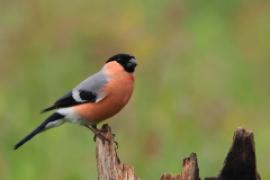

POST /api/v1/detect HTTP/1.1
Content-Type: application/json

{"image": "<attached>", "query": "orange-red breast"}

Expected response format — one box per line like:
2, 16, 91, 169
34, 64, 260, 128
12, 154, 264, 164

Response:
14, 53, 137, 150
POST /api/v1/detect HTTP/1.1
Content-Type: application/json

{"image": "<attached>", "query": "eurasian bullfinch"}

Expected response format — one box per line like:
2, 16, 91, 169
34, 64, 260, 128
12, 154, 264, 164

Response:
14, 53, 137, 150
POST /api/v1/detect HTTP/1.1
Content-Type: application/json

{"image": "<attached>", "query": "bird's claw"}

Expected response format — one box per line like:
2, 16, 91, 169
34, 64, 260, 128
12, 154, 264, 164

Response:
93, 133, 119, 149
93, 132, 110, 144
112, 133, 118, 148
86, 125, 119, 148
114, 140, 119, 149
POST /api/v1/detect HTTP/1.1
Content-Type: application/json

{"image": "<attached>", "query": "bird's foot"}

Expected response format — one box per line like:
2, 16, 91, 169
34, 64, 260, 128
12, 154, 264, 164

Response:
86, 125, 118, 148
93, 131, 119, 149
113, 135, 119, 149
93, 132, 110, 143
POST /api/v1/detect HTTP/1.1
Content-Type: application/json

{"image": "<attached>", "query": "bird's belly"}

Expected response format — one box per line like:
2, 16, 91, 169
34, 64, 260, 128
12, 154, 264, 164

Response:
74, 77, 133, 124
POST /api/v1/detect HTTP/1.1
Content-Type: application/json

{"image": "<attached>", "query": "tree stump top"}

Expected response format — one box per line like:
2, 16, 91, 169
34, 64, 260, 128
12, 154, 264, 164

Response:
96, 124, 139, 180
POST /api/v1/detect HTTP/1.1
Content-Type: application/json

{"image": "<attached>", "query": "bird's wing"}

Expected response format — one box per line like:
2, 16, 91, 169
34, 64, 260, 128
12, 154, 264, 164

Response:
42, 70, 108, 113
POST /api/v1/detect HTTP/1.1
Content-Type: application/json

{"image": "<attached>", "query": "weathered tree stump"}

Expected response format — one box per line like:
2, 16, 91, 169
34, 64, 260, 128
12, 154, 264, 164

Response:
95, 125, 260, 180
205, 127, 261, 180
160, 153, 200, 180
96, 124, 139, 180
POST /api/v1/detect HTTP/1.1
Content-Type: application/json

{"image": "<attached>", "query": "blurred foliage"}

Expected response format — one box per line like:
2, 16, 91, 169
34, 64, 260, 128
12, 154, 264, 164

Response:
1, 0, 270, 179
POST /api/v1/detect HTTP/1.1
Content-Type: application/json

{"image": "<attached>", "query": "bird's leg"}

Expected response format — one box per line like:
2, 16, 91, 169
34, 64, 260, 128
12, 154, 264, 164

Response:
85, 125, 109, 143
85, 125, 118, 148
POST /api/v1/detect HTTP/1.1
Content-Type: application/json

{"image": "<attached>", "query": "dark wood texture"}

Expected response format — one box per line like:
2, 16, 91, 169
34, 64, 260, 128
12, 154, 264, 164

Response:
205, 127, 261, 180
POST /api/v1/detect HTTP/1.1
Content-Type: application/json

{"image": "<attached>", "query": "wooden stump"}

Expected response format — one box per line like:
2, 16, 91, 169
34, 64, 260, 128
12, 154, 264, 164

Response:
95, 125, 260, 180
96, 124, 139, 180
205, 127, 261, 180
160, 153, 200, 180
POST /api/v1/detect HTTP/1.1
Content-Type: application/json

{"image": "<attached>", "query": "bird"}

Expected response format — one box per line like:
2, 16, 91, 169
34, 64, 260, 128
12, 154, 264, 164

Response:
14, 53, 137, 150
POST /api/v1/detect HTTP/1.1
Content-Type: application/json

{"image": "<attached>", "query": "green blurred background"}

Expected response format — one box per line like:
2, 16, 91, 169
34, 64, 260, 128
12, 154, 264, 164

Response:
1, 0, 270, 179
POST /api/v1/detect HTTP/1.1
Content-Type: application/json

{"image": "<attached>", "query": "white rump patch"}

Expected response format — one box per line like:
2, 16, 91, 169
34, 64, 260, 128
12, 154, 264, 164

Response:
45, 119, 64, 129
57, 107, 82, 124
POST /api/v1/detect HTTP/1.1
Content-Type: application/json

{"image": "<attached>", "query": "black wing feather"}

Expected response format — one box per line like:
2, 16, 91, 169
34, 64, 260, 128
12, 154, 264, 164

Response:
41, 90, 97, 113
79, 90, 97, 101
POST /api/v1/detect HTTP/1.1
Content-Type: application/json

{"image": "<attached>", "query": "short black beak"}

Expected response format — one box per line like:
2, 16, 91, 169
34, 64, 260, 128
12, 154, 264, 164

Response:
126, 58, 137, 73
129, 58, 137, 67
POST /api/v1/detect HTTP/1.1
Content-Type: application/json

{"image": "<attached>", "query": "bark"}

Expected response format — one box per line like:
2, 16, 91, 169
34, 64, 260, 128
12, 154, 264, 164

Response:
96, 124, 139, 180
160, 153, 200, 180
205, 127, 261, 180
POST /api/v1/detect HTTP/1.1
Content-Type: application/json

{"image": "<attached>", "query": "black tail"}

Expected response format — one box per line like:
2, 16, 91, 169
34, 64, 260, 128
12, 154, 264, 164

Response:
41, 105, 56, 113
14, 113, 64, 150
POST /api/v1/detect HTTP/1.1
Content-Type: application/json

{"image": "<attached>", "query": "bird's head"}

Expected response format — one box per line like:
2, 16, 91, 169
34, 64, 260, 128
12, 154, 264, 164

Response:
106, 53, 137, 73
